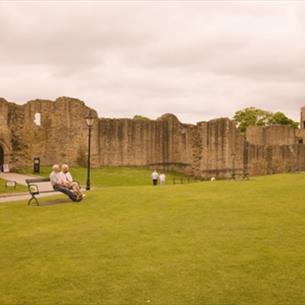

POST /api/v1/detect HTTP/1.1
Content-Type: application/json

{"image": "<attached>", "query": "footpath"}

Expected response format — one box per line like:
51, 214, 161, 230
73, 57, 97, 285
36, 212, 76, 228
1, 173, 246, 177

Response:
0, 172, 59, 203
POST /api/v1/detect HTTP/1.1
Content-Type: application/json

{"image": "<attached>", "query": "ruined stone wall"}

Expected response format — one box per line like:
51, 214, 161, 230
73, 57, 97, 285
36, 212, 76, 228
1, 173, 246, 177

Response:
197, 119, 245, 179
1, 97, 241, 178
94, 109, 305, 179
98, 118, 168, 166
246, 125, 296, 145
296, 129, 305, 144
301, 106, 305, 129
1, 96, 305, 179
0, 98, 13, 164
247, 144, 305, 176
98, 114, 195, 175
1, 97, 98, 168
245, 125, 305, 176
98, 116, 247, 179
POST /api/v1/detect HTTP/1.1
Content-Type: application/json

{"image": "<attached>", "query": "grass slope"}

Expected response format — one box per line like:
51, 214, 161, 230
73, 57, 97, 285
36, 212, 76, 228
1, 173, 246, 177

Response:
17, 166, 190, 187
0, 178, 27, 194
1, 173, 305, 305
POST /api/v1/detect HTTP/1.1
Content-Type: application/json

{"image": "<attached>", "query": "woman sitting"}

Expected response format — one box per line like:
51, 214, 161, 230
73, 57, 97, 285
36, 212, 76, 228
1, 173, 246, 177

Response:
60, 164, 84, 200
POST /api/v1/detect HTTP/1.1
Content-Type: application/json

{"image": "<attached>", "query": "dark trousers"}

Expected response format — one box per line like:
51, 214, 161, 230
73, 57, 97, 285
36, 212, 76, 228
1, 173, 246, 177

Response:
152, 179, 158, 186
54, 185, 78, 201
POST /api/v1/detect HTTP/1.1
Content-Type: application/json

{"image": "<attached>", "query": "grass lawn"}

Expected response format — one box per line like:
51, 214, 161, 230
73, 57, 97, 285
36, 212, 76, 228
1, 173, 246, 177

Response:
17, 166, 191, 187
0, 178, 27, 194
1, 173, 305, 304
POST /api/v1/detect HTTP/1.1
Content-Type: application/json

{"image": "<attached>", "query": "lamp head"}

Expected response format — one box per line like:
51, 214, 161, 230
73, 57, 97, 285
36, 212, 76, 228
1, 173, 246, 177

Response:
85, 111, 95, 127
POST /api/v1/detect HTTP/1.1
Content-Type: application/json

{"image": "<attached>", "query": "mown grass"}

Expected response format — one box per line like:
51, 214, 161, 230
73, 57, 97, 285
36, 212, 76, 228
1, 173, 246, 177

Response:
0, 178, 27, 194
17, 166, 191, 187
1, 173, 305, 305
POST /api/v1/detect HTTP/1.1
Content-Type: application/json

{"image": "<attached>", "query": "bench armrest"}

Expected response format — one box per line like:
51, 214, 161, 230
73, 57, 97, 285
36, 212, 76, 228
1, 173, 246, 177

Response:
28, 184, 39, 195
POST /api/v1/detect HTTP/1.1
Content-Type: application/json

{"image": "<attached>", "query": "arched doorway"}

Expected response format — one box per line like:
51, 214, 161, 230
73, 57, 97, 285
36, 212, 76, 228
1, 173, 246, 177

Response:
0, 145, 4, 172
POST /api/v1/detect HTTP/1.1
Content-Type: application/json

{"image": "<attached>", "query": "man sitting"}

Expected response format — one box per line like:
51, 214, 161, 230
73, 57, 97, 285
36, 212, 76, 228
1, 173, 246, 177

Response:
49, 164, 81, 202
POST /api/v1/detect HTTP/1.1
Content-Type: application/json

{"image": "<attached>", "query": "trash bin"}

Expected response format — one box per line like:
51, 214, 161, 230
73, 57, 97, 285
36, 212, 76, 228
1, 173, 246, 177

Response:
33, 157, 40, 174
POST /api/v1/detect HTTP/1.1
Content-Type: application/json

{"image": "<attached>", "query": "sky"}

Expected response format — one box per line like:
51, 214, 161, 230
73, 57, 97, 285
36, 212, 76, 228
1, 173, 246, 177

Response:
1, 1, 305, 123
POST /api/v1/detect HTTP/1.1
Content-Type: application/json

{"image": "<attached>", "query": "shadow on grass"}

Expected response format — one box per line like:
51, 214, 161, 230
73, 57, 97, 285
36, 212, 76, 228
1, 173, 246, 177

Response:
35, 198, 78, 206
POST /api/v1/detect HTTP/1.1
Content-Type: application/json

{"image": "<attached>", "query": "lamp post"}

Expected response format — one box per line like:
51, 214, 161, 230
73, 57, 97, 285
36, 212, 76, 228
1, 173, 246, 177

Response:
85, 111, 95, 190
232, 152, 236, 180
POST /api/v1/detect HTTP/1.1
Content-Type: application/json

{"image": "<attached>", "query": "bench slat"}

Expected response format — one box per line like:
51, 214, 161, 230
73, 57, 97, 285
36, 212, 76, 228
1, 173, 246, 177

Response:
26, 178, 51, 184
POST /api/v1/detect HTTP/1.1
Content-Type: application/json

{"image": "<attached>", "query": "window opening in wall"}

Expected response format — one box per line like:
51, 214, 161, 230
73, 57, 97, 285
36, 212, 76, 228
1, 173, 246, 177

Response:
34, 113, 41, 126
303, 121, 305, 129
299, 139, 303, 144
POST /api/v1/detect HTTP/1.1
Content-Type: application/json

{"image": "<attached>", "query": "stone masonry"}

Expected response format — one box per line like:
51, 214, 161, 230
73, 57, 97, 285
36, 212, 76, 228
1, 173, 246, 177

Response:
1, 96, 305, 179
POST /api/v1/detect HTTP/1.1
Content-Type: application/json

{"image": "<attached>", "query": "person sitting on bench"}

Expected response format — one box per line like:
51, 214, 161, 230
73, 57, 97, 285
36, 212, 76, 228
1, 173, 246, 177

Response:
49, 164, 80, 202
60, 164, 84, 200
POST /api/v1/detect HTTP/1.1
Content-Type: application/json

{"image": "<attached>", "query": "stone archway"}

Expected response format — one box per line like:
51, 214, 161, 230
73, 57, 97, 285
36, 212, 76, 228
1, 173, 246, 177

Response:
0, 145, 3, 172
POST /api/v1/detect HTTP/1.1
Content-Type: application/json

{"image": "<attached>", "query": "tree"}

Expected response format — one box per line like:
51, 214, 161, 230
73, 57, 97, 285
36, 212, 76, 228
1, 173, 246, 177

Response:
233, 107, 298, 132
233, 107, 273, 132
269, 112, 299, 128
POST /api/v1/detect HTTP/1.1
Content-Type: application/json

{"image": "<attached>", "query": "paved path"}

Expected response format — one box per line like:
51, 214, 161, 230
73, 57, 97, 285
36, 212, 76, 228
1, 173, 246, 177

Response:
0, 172, 59, 203
0, 172, 39, 186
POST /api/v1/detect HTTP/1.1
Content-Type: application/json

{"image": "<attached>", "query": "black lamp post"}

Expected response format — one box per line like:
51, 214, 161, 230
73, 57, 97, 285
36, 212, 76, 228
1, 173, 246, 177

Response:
85, 111, 95, 190
232, 152, 236, 180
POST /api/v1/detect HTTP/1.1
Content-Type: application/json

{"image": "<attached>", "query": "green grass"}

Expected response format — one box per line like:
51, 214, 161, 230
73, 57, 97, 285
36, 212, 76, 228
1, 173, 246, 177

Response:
0, 178, 27, 194
1, 173, 305, 304
17, 166, 191, 187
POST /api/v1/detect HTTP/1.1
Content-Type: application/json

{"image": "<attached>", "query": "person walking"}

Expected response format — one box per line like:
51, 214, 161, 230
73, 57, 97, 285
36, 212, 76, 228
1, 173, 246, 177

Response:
151, 170, 159, 186
159, 173, 166, 185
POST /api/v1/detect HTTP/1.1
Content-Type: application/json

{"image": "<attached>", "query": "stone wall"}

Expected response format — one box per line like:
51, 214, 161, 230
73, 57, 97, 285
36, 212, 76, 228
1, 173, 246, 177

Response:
245, 125, 305, 176
1, 97, 98, 168
0, 98, 13, 165
1, 96, 305, 179
198, 119, 245, 179
301, 106, 305, 129
98, 114, 196, 175
247, 144, 305, 176
246, 125, 296, 145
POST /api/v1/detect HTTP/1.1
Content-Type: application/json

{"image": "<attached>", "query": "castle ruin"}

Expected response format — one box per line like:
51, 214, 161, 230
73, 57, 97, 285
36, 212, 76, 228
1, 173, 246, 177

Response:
1, 96, 305, 179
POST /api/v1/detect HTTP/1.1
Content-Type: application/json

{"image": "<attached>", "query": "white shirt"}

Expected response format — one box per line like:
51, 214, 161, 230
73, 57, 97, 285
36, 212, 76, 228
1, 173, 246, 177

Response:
151, 171, 159, 180
49, 171, 63, 186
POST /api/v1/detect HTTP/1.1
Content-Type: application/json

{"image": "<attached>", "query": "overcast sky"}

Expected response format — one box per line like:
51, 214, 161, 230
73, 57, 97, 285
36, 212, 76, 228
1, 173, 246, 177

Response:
1, 1, 305, 123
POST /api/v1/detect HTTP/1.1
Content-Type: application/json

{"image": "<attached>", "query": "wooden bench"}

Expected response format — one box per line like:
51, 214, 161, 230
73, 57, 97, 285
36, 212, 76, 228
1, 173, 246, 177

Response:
25, 178, 57, 206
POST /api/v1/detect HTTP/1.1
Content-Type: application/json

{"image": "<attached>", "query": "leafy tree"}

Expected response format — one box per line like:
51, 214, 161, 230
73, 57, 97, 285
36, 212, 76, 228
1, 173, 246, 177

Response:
233, 107, 298, 132
269, 112, 299, 128
233, 107, 272, 132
